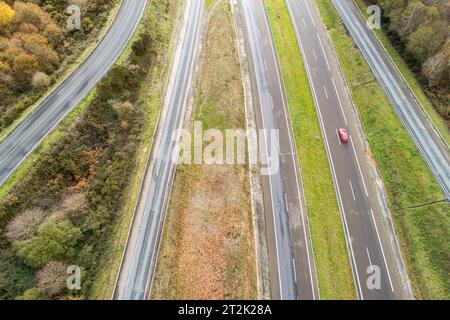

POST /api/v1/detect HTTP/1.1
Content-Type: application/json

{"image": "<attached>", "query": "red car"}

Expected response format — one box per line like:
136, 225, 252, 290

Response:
338, 128, 349, 143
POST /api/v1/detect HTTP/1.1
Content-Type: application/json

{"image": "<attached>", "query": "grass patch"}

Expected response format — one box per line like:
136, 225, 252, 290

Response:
152, 1, 257, 299
353, 0, 449, 146
264, 0, 355, 300
315, 0, 450, 299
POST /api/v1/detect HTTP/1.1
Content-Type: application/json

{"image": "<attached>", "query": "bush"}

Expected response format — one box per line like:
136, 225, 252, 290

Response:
15, 287, 47, 300
32, 72, 51, 89
37, 261, 68, 297
5, 208, 46, 243
14, 219, 81, 268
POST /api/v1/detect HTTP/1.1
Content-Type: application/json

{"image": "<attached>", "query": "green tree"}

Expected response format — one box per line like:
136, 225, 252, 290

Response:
13, 219, 82, 268
392, 1, 428, 39
407, 20, 449, 62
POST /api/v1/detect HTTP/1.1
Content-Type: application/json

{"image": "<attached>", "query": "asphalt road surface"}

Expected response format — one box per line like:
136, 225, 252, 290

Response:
0, 0, 147, 186
240, 0, 319, 300
286, 0, 410, 299
113, 0, 204, 300
332, 0, 450, 200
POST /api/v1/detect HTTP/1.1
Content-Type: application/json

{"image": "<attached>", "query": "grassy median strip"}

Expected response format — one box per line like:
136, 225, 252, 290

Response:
152, 1, 257, 299
264, 0, 355, 299
315, 0, 450, 299
353, 0, 449, 146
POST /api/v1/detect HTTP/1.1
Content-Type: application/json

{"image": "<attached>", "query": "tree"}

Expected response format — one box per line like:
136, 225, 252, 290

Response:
37, 261, 69, 297
61, 193, 88, 217
13, 1, 51, 31
0, 2, 14, 26
13, 219, 82, 268
5, 208, 46, 243
32, 71, 51, 89
422, 43, 450, 87
393, 1, 429, 39
379, 0, 404, 17
407, 20, 448, 62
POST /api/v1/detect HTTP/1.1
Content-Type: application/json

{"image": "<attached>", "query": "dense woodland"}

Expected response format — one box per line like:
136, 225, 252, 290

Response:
367, 0, 449, 127
0, 0, 170, 299
0, 0, 115, 133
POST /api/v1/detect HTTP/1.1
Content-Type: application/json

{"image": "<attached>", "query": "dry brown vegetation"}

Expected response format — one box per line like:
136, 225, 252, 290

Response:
152, 1, 257, 299
36, 261, 68, 297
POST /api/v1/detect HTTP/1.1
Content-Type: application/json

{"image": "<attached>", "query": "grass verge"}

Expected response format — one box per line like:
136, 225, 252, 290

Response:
152, 1, 257, 299
264, 0, 355, 299
315, 0, 450, 299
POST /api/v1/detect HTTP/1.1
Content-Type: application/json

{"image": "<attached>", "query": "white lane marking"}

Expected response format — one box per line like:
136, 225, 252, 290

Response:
302, 18, 308, 29
324, 86, 329, 99
317, 32, 331, 71
312, 49, 318, 62
285, 193, 289, 213
264, 0, 317, 299
370, 209, 395, 292
349, 136, 369, 197
366, 246, 373, 272
349, 179, 356, 201
304, 0, 316, 27
331, 77, 348, 125
293, 258, 297, 283
293, 16, 364, 299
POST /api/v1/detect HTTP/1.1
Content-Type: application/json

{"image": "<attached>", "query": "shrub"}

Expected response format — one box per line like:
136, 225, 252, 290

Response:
15, 287, 47, 300
37, 261, 69, 297
5, 208, 46, 243
32, 72, 51, 89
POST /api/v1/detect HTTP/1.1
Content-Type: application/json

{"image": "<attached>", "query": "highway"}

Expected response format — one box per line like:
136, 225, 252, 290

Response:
286, 0, 410, 299
0, 0, 147, 186
240, 0, 319, 300
113, 0, 204, 300
332, 0, 450, 200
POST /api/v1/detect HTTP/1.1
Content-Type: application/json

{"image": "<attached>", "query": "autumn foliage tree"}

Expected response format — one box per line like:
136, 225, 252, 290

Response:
0, 2, 14, 26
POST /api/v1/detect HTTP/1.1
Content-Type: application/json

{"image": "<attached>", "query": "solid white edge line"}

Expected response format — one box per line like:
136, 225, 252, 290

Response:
370, 209, 395, 292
